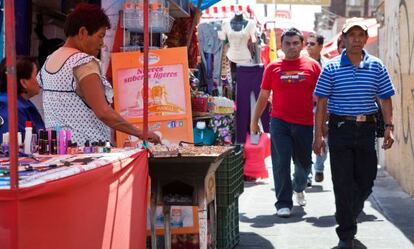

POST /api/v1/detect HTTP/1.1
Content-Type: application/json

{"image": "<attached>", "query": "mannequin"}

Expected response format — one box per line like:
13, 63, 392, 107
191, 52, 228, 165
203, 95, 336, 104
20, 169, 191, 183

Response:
230, 11, 248, 32
218, 12, 258, 100
218, 12, 257, 65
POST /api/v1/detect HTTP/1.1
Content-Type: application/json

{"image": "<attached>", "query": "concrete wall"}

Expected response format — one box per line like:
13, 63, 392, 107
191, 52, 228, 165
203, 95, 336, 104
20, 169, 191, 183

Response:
378, 0, 414, 196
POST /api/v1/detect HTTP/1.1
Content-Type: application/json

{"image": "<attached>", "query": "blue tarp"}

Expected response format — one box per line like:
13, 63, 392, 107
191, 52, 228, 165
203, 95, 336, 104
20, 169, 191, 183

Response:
191, 0, 221, 10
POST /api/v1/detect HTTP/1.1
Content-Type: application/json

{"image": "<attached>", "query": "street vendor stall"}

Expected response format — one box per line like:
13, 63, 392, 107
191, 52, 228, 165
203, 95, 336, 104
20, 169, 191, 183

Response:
148, 144, 232, 249
0, 148, 149, 249
1, 1, 242, 249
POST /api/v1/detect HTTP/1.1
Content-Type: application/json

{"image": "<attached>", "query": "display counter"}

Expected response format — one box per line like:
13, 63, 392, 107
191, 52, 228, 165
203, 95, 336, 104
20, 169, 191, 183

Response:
148, 145, 232, 249
0, 148, 149, 249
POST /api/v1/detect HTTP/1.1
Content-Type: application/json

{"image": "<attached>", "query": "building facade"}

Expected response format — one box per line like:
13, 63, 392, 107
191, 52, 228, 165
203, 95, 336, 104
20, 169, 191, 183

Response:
378, 0, 414, 196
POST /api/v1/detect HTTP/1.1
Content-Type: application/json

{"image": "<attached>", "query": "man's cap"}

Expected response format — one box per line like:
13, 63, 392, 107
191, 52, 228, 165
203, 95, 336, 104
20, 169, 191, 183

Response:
342, 17, 368, 34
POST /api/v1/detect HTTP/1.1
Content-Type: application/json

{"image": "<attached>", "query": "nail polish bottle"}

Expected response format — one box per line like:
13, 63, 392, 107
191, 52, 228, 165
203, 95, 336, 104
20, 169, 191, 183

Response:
66, 140, 72, 154
51, 130, 57, 155
59, 129, 66, 154
84, 140, 91, 154
2, 132, 9, 155
38, 130, 45, 155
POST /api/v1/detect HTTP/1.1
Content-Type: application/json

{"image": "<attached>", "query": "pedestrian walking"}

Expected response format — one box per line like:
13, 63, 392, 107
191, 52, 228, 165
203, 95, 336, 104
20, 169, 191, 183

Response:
306, 32, 327, 185
313, 18, 395, 249
251, 27, 321, 218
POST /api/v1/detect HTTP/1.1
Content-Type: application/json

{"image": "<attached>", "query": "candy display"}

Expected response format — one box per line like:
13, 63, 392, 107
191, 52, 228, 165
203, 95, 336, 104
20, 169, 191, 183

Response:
148, 143, 232, 158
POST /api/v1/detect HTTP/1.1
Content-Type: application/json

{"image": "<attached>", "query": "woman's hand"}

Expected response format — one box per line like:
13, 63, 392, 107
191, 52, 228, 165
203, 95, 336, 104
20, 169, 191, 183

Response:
147, 131, 161, 144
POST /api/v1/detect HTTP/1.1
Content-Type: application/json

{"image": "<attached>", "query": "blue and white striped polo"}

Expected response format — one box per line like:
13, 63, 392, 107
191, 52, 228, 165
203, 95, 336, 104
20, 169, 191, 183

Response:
314, 49, 395, 116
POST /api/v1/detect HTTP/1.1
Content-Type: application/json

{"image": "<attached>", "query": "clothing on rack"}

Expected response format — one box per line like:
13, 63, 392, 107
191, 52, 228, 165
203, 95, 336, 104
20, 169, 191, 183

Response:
197, 20, 224, 95
235, 65, 270, 143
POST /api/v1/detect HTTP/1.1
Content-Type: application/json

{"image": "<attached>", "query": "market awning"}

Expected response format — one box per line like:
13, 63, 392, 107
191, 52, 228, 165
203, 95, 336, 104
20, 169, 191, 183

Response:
202, 5, 254, 19
321, 18, 379, 58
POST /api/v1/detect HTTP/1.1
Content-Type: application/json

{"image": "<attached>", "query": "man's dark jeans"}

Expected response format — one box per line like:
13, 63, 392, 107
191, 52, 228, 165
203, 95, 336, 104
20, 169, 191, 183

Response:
328, 119, 378, 241
270, 118, 313, 210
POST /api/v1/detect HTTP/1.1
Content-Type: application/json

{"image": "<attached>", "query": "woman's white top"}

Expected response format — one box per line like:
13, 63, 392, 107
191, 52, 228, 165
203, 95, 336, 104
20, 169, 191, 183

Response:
218, 19, 257, 65
37, 50, 113, 144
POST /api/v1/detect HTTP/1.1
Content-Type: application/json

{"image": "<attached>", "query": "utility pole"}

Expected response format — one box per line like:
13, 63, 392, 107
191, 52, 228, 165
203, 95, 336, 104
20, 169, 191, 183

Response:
363, 0, 369, 17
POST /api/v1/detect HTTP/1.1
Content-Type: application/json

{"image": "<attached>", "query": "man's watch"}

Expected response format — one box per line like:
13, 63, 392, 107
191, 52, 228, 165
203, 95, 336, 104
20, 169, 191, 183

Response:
384, 123, 394, 131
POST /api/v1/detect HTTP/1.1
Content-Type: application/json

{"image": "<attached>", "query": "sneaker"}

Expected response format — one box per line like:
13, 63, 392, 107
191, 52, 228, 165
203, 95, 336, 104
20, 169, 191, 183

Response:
307, 178, 312, 187
295, 191, 306, 206
337, 239, 354, 248
315, 172, 324, 182
276, 208, 291, 218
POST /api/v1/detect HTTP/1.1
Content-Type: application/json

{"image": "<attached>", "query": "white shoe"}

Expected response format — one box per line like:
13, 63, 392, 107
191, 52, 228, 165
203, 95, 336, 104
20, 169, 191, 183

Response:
276, 208, 291, 218
295, 191, 306, 206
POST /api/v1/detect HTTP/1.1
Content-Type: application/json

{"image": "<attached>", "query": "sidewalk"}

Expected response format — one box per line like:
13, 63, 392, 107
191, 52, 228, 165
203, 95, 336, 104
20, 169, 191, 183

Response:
237, 156, 414, 249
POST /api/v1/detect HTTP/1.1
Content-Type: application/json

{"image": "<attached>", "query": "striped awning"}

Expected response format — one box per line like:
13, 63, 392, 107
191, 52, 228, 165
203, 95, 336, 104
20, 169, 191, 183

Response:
202, 5, 255, 20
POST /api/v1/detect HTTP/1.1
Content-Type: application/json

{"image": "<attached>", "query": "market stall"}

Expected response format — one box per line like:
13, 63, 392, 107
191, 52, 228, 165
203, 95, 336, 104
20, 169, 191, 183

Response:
0, 1, 249, 249
148, 145, 232, 249
0, 148, 149, 249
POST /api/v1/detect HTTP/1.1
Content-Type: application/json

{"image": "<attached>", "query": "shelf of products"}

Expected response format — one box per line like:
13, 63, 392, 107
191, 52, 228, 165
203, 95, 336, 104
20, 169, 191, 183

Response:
122, 0, 175, 51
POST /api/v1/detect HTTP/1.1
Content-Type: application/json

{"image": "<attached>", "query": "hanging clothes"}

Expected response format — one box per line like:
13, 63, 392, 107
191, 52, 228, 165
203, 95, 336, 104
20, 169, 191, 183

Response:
235, 65, 270, 144
197, 20, 224, 95
218, 19, 257, 65
269, 29, 277, 62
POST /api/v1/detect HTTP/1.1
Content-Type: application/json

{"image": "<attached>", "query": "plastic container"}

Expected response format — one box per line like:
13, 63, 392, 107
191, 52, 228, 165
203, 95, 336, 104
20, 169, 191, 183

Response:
216, 200, 240, 249
215, 145, 244, 207
123, 1, 136, 29
23, 121, 32, 155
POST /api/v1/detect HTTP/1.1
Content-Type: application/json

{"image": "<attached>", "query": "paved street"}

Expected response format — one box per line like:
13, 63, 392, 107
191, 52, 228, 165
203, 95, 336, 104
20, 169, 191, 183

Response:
237, 156, 414, 249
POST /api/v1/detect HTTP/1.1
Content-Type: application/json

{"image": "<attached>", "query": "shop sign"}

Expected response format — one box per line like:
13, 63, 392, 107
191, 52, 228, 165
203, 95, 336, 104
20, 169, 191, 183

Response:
111, 47, 193, 146
256, 0, 331, 6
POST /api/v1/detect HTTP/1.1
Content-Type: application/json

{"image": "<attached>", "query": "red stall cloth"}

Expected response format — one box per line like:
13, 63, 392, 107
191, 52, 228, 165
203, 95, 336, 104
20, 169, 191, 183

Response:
0, 150, 149, 249
243, 133, 271, 180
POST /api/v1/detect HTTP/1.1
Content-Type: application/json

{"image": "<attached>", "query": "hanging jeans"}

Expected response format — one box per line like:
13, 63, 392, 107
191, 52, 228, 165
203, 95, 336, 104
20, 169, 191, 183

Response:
235, 65, 270, 144
204, 53, 215, 94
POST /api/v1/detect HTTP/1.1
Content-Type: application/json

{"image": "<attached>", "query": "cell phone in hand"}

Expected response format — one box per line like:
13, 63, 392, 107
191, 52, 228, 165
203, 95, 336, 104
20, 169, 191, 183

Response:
250, 133, 261, 145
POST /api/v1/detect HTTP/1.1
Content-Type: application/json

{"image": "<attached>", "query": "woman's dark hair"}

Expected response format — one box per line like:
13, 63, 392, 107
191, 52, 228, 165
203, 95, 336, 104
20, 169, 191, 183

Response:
281, 27, 304, 43
0, 56, 37, 94
64, 3, 111, 37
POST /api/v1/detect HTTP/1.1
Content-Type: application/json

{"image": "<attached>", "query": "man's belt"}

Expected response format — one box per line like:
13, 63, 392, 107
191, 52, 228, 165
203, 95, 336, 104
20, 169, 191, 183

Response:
330, 114, 376, 122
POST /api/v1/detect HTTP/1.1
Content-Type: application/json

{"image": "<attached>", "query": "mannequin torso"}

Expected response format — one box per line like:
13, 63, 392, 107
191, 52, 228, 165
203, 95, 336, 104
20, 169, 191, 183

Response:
230, 12, 248, 32
218, 13, 257, 64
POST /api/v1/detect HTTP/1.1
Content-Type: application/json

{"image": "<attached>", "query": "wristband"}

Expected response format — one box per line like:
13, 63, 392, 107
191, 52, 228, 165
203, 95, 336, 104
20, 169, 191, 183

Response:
384, 124, 394, 131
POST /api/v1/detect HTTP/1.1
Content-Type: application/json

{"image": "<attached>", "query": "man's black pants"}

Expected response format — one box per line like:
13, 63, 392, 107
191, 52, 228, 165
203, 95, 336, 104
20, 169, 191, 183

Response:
328, 119, 378, 241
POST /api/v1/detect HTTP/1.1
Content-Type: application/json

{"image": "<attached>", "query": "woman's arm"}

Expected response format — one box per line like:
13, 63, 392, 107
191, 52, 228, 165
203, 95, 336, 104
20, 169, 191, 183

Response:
78, 73, 160, 144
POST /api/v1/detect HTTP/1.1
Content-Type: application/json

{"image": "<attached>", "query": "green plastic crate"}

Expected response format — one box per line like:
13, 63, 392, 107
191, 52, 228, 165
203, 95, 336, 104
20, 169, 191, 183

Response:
216, 146, 244, 207
216, 199, 239, 249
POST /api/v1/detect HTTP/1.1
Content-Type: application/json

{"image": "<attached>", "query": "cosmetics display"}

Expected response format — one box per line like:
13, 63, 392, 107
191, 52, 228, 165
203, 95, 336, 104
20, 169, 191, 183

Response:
1, 127, 113, 156
0, 147, 141, 189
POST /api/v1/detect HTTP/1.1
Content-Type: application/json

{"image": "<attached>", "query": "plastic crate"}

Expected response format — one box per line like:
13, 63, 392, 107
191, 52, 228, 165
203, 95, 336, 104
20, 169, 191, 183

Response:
216, 145, 244, 207
216, 199, 239, 249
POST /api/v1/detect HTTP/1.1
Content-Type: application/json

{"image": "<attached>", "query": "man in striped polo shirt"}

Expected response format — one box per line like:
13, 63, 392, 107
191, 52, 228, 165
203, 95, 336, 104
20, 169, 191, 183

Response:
251, 27, 321, 218
313, 18, 395, 249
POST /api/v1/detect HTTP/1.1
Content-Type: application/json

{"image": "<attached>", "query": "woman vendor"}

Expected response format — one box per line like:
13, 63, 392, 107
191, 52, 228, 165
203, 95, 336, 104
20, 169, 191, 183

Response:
37, 3, 160, 145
